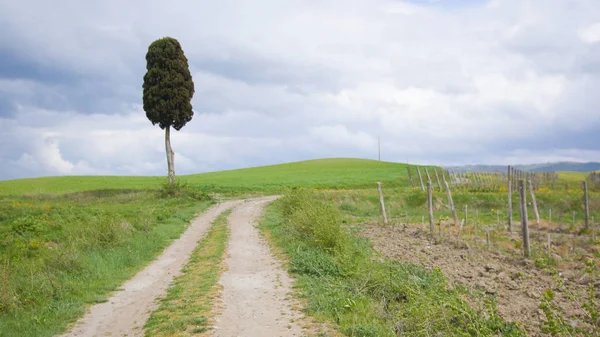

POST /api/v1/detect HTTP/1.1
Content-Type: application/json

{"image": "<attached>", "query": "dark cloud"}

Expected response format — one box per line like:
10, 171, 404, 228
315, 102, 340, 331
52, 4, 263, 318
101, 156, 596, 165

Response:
0, 97, 16, 117
1, 0, 600, 180
0, 49, 81, 84
0, 51, 141, 115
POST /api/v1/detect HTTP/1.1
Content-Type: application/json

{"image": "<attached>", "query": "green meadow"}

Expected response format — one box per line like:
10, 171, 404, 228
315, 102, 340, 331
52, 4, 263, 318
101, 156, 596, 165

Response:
1, 158, 597, 336
0, 158, 417, 196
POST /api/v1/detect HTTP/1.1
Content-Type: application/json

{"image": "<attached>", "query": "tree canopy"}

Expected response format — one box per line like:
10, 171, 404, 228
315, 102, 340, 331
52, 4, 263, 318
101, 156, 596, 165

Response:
143, 37, 194, 131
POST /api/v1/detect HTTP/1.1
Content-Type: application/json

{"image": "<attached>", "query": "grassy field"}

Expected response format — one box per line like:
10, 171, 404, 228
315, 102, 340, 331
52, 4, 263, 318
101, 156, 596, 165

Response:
0, 189, 213, 337
557, 171, 589, 183
0, 158, 419, 337
316, 186, 600, 267
1, 158, 598, 336
319, 187, 600, 231
260, 190, 524, 336
0, 158, 416, 196
260, 187, 599, 336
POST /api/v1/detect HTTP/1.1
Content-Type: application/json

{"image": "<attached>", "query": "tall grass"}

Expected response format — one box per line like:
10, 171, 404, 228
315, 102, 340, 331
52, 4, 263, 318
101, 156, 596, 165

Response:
261, 189, 524, 336
0, 189, 213, 337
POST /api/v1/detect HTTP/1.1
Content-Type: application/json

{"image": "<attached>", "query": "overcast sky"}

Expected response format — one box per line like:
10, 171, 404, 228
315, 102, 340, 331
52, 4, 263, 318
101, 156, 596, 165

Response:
1, 0, 599, 180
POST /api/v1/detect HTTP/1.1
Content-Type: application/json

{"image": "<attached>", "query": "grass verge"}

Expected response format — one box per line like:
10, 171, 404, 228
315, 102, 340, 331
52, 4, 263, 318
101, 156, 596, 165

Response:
0, 190, 213, 337
144, 209, 232, 336
259, 189, 525, 336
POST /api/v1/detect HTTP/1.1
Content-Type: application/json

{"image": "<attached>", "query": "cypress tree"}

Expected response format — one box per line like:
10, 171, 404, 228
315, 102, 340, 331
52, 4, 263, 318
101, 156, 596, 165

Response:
143, 37, 194, 185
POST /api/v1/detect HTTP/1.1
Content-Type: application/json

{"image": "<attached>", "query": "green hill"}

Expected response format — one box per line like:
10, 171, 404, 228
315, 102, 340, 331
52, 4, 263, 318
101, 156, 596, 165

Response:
0, 158, 421, 195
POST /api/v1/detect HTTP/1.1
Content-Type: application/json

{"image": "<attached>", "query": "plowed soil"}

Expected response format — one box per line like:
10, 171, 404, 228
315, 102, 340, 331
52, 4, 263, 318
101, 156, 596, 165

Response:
360, 223, 599, 336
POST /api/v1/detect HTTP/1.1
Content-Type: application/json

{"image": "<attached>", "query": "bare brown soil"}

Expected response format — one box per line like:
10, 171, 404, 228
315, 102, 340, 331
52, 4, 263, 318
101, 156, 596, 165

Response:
359, 222, 600, 337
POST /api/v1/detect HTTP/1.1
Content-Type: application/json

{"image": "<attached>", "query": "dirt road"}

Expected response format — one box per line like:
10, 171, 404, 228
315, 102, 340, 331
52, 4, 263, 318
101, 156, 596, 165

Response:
58, 197, 305, 337
211, 197, 305, 337
59, 200, 242, 337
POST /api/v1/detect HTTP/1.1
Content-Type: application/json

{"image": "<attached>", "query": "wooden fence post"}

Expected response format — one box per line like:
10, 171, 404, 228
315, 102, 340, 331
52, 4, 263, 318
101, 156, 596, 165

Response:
547, 233, 551, 255
444, 181, 460, 228
427, 181, 434, 235
528, 180, 540, 225
425, 168, 433, 188
486, 229, 491, 251
434, 168, 442, 191
584, 181, 589, 230
508, 165, 513, 232
519, 179, 531, 257
377, 182, 388, 225
417, 167, 425, 192
407, 167, 415, 188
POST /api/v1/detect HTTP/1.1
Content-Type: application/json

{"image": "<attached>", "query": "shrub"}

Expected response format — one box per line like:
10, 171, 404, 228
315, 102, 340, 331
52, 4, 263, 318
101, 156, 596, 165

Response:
279, 189, 347, 253
158, 179, 213, 201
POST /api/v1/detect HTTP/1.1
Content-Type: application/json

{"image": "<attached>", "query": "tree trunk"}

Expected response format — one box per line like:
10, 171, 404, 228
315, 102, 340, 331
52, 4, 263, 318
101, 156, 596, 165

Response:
165, 125, 175, 185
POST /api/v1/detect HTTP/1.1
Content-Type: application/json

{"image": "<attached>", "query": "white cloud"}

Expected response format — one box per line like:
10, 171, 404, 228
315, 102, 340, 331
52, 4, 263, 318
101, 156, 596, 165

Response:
1, 0, 600, 179
579, 23, 600, 44
310, 125, 377, 151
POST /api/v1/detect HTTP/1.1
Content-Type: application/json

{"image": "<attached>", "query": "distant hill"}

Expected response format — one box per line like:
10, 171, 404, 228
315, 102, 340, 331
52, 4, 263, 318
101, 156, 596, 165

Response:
0, 158, 419, 195
446, 162, 600, 173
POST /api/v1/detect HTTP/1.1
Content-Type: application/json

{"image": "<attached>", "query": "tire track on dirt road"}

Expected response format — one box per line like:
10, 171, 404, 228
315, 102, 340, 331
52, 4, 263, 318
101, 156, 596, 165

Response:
211, 197, 306, 337
59, 200, 243, 337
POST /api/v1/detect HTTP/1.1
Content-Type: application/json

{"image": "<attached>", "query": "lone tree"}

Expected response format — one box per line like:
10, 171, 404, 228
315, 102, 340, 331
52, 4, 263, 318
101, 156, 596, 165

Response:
143, 37, 194, 186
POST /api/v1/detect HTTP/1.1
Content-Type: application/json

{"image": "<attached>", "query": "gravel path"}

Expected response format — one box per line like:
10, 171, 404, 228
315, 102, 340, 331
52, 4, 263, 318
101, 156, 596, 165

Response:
211, 197, 305, 337
59, 200, 243, 337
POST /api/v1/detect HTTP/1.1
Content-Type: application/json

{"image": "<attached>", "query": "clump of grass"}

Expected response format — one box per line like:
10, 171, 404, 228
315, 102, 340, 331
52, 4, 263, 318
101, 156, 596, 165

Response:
144, 210, 232, 336
280, 188, 348, 253
158, 179, 213, 201
0, 191, 213, 337
261, 189, 525, 336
